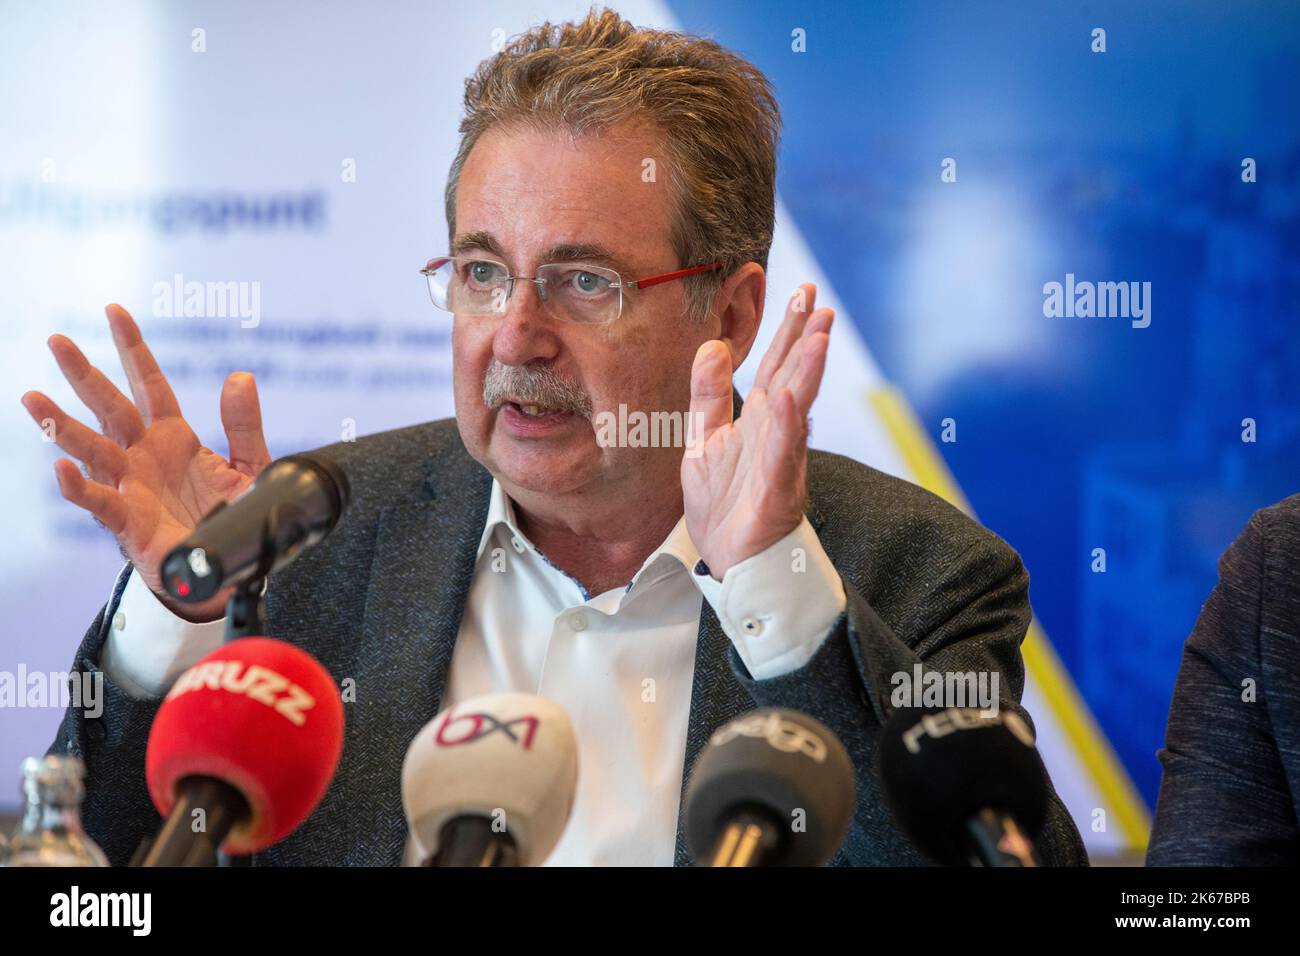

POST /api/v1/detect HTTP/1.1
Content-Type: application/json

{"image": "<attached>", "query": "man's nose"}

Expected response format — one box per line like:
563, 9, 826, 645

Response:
491, 278, 561, 367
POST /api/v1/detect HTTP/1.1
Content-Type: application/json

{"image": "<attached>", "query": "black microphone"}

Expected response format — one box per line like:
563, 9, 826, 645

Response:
684, 708, 855, 867
878, 706, 1049, 867
160, 453, 350, 604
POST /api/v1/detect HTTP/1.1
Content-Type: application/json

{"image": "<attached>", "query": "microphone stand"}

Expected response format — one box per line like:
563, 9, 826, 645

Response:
223, 506, 290, 642
136, 504, 312, 867
964, 807, 1041, 867
225, 575, 268, 641
218, 514, 279, 866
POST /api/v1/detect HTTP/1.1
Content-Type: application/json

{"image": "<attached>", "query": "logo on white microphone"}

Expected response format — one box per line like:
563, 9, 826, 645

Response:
435, 709, 540, 749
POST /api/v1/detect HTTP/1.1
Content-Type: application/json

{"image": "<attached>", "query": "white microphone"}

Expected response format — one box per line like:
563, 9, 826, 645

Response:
400, 692, 579, 867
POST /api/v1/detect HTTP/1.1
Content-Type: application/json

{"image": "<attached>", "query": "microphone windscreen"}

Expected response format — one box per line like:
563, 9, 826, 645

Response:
401, 692, 578, 866
145, 637, 345, 854
684, 708, 855, 866
877, 706, 1049, 865
284, 452, 351, 517
161, 452, 350, 603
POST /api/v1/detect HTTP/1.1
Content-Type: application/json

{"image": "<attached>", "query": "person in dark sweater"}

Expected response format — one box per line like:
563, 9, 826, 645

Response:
1148, 493, 1300, 865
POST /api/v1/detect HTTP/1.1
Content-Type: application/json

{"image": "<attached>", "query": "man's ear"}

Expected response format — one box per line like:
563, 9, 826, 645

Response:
713, 262, 765, 370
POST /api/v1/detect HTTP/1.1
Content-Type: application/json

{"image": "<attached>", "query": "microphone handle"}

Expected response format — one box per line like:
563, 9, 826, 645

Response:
139, 777, 250, 867
964, 807, 1040, 867
706, 807, 783, 867
428, 816, 520, 867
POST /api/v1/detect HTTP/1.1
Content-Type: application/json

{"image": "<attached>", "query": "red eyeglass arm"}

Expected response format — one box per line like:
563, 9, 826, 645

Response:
628, 262, 722, 290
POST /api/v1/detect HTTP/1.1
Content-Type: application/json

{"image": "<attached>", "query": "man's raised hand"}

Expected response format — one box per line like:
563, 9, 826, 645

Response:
20, 304, 273, 621
681, 283, 833, 578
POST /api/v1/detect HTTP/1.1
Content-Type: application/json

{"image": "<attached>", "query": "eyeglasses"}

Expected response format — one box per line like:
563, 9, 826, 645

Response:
419, 255, 722, 326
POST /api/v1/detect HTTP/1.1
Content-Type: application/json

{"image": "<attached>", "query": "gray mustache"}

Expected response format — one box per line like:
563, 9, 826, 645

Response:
483, 360, 593, 420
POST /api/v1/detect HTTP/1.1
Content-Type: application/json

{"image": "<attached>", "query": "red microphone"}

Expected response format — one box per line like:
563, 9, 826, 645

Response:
139, 638, 344, 866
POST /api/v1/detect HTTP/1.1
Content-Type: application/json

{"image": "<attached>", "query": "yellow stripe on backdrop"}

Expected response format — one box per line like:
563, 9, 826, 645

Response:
867, 385, 1151, 852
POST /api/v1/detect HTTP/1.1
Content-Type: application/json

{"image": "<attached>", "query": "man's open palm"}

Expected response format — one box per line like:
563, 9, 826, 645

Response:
20, 304, 273, 619
681, 283, 833, 578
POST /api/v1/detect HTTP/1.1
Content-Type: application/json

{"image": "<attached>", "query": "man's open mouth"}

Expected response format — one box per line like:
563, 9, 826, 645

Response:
510, 402, 569, 417
501, 399, 580, 422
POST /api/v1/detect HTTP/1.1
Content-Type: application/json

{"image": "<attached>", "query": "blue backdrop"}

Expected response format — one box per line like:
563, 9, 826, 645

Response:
670, 0, 1300, 804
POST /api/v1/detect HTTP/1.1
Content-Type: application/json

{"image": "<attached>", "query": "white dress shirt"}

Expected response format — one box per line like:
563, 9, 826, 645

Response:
100, 478, 847, 865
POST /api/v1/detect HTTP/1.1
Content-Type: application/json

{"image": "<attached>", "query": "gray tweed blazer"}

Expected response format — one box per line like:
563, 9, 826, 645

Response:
50, 415, 1087, 866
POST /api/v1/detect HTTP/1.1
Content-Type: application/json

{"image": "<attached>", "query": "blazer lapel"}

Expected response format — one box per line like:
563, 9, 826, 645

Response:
267, 447, 492, 865
361, 454, 492, 716
346, 454, 492, 864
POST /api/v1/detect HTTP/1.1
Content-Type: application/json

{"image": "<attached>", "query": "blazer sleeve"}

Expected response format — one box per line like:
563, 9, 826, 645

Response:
1146, 510, 1300, 866
726, 526, 1089, 866
45, 565, 166, 867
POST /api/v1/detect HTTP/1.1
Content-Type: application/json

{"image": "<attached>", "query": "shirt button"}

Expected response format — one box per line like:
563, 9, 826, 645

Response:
112, 611, 126, 631
569, 611, 589, 632
740, 616, 763, 636
511, 536, 526, 554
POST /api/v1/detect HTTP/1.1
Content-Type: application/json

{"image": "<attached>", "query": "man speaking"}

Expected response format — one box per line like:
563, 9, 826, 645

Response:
21, 10, 1085, 866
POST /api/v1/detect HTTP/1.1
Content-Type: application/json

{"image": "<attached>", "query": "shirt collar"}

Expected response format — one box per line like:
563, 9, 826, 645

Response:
475, 477, 520, 560
629, 513, 701, 592
475, 478, 702, 593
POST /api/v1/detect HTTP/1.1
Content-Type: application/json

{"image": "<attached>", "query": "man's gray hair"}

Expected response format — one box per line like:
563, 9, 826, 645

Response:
445, 8, 781, 320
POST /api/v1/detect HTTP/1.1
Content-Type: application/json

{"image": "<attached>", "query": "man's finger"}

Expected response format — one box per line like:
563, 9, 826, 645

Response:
770, 307, 832, 397
106, 303, 184, 425
789, 330, 831, 415
752, 283, 816, 391
47, 333, 146, 447
687, 339, 734, 451
21, 391, 128, 486
221, 372, 273, 477
760, 387, 804, 493
53, 458, 129, 535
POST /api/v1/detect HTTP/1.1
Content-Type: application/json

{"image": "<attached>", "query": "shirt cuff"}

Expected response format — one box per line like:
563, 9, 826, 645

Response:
690, 517, 847, 680
98, 567, 228, 700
